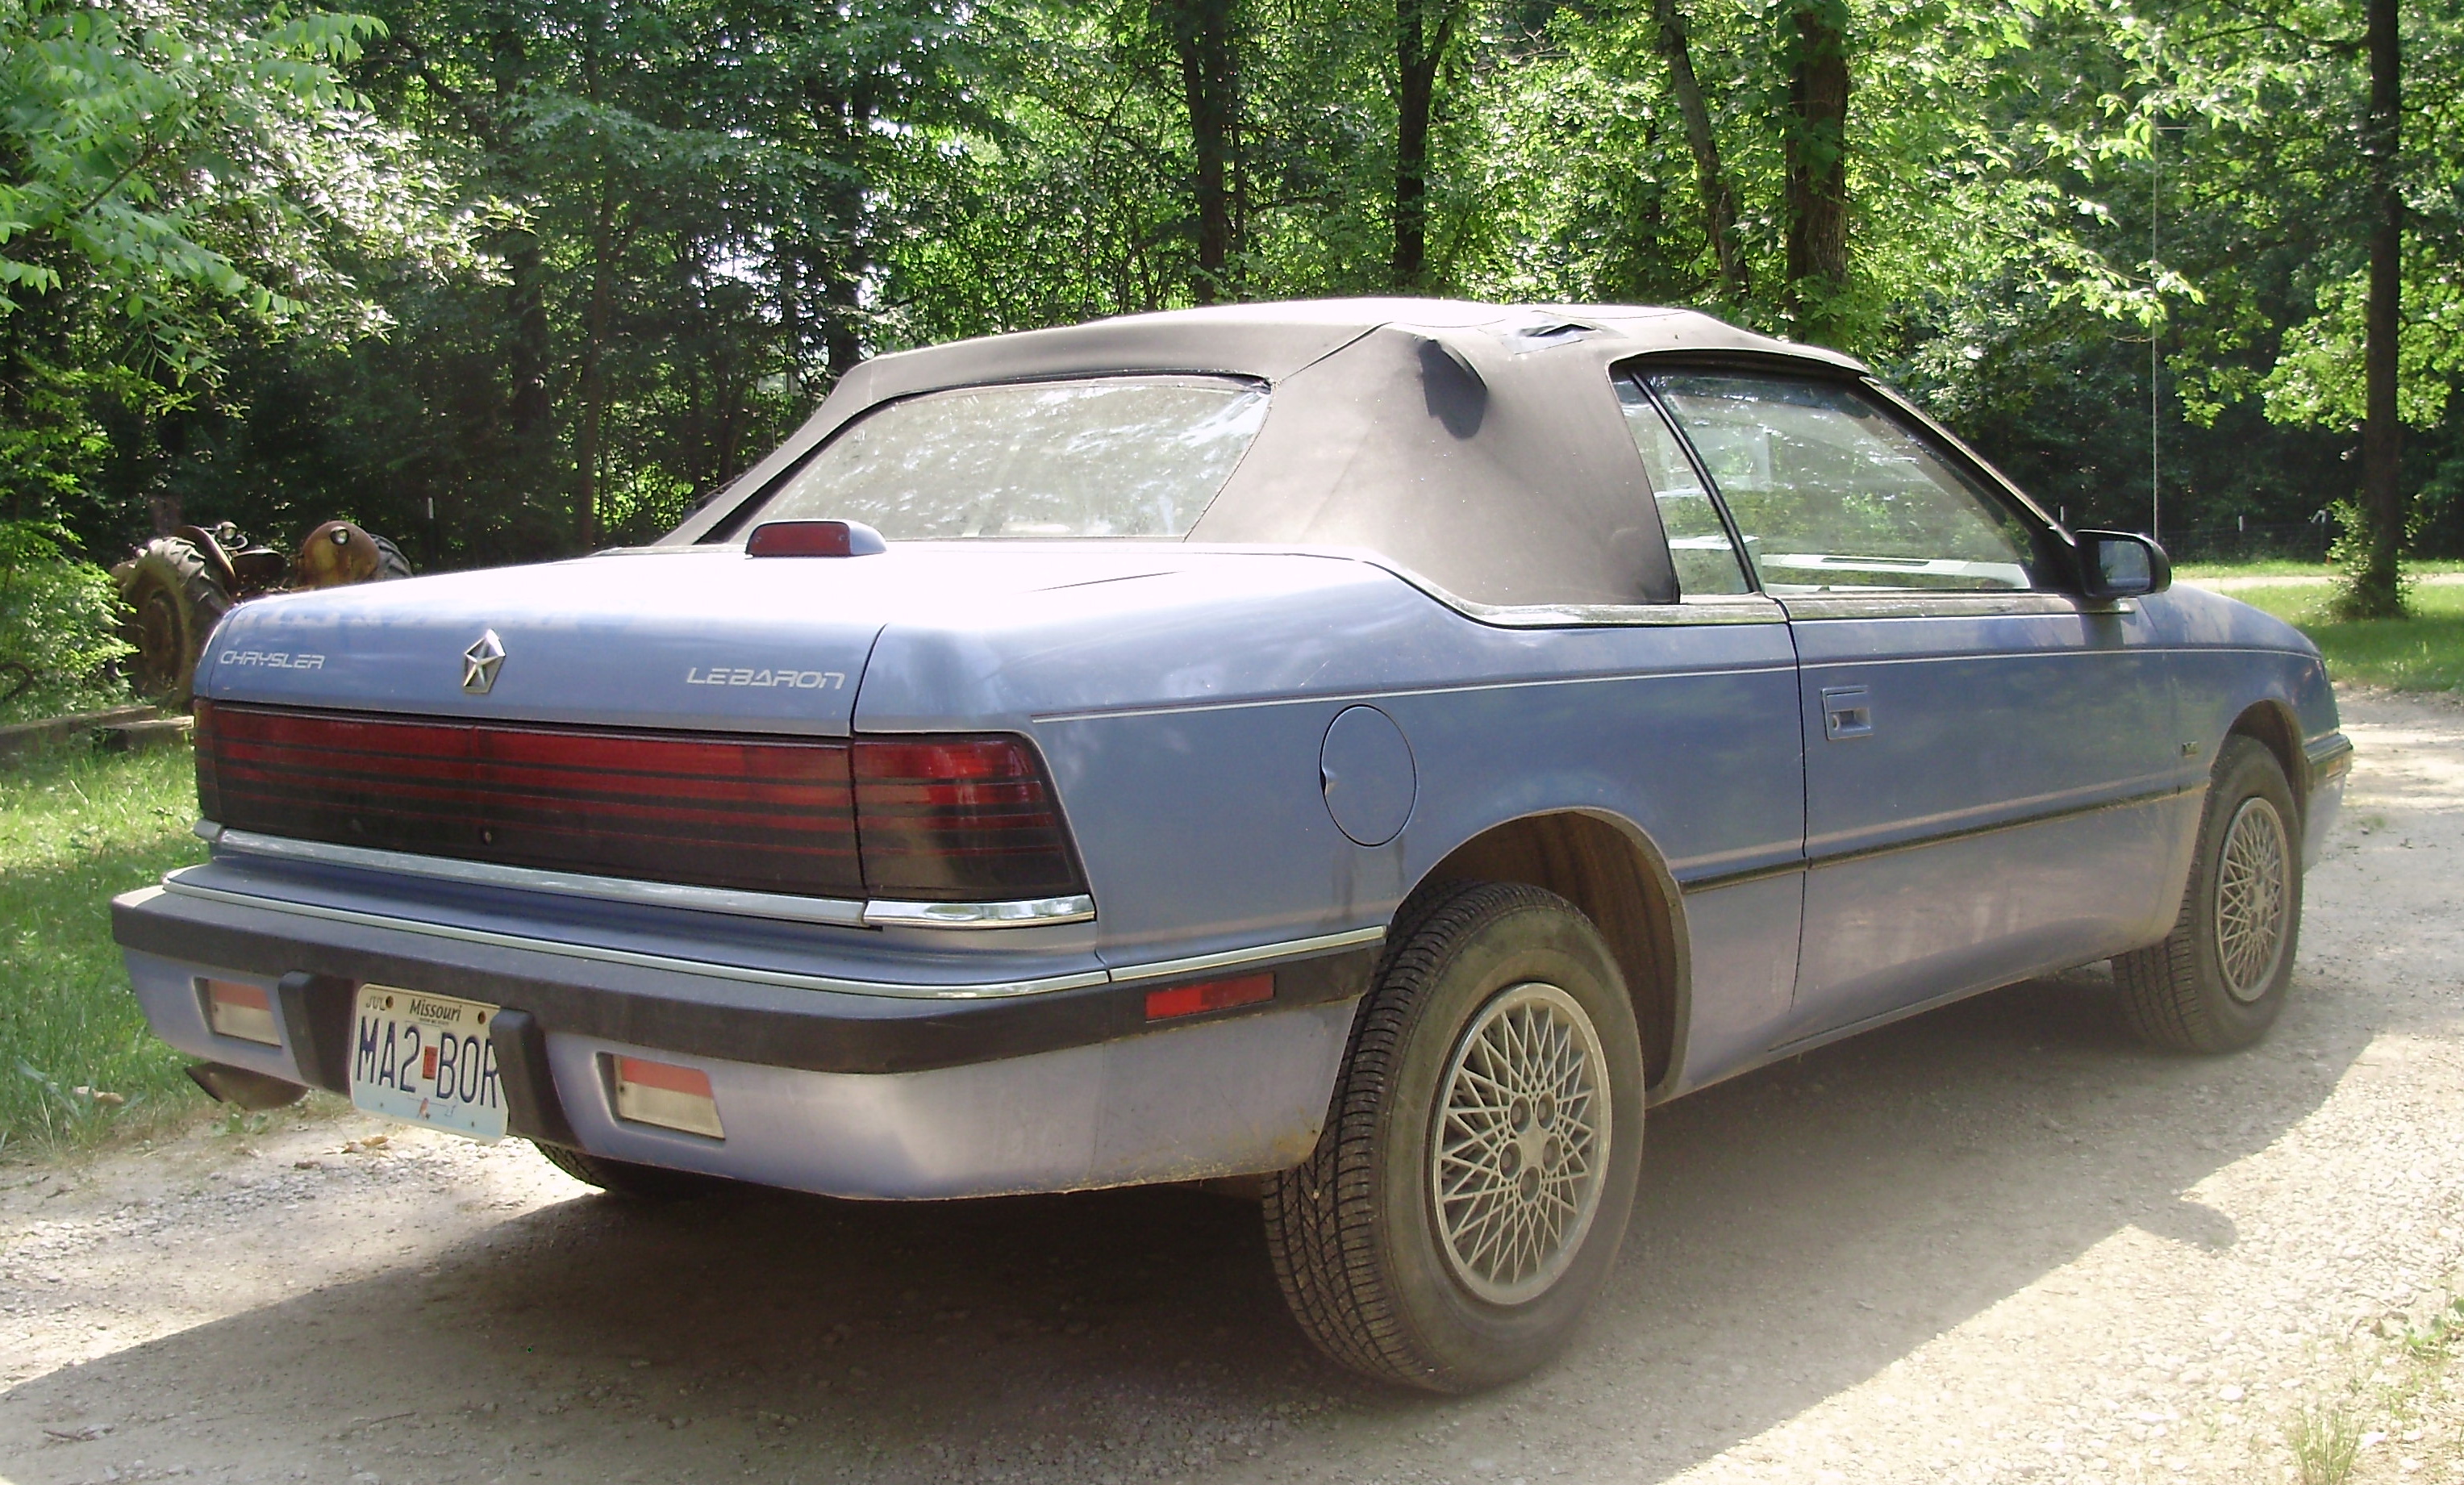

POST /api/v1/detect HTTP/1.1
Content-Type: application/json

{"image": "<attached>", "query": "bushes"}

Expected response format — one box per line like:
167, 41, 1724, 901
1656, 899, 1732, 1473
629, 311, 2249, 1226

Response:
0, 520, 134, 724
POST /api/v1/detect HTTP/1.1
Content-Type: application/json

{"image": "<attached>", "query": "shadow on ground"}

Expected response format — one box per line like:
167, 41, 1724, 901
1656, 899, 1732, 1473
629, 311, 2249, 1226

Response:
2, 966, 2364, 1484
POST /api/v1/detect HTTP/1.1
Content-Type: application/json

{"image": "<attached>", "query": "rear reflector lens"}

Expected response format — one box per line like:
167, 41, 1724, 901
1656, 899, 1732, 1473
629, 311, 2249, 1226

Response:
1144, 974, 1275, 1022
202, 978, 281, 1045
612, 1056, 725, 1139
745, 519, 887, 557
854, 736, 1088, 902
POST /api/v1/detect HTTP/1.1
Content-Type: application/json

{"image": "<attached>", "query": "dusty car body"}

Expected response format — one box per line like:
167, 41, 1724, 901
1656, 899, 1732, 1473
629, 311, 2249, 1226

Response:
113, 299, 2348, 1390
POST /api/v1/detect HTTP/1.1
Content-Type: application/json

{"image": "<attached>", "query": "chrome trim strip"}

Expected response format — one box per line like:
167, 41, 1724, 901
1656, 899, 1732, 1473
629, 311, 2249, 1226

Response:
1778, 592, 2117, 621
1106, 925, 1388, 983
1386, 567, 1788, 628
864, 896, 1096, 928
156, 872, 1111, 1001
210, 828, 873, 928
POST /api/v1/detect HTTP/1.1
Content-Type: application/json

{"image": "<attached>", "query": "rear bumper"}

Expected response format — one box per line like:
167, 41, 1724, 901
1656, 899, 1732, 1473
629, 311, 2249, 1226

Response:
115, 878, 1371, 1199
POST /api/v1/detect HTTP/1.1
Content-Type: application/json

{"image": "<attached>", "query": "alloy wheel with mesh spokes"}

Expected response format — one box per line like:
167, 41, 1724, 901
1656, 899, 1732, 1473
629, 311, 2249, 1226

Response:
2214, 796, 2291, 1003
1262, 880, 1645, 1392
1430, 982, 1611, 1305
2116, 734, 2304, 1053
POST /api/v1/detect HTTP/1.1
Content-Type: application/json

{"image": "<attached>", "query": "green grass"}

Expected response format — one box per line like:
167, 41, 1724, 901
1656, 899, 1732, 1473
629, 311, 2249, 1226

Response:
2174, 558, 2464, 579
2225, 580, 2464, 692
1, 740, 210, 1157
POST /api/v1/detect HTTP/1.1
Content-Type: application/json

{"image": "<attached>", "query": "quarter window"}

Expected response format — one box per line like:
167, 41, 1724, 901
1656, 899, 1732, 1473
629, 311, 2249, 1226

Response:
1615, 381, 1751, 596
1649, 373, 2045, 593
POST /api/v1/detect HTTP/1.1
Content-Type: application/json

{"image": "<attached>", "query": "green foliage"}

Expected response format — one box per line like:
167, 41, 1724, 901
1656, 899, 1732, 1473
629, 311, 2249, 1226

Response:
0, 0, 475, 386
0, 521, 132, 724
2265, 257, 2464, 432
0, 0, 2457, 575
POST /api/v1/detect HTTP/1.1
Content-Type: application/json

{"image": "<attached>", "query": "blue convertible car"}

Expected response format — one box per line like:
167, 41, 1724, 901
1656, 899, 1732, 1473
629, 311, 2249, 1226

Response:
115, 298, 2349, 1390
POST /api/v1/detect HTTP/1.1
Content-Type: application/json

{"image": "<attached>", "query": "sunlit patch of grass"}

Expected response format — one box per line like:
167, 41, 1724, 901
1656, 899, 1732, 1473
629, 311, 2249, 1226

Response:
2288, 1403, 2361, 1485
1, 740, 210, 1158
2224, 581, 2464, 693
2174, 559, 2464, 580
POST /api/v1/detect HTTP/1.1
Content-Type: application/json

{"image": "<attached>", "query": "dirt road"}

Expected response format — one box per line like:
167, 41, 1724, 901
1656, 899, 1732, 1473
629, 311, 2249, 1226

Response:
6, 690, 2462, 1485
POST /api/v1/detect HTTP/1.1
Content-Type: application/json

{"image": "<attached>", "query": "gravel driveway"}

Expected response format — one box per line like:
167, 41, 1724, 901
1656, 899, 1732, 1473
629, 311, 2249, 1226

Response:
6, 689, 2461, 1485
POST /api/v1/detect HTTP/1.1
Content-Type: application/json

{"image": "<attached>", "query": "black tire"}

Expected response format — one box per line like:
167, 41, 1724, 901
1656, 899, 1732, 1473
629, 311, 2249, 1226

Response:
2115, 735, 2303, 1053
118, 537, 232, 707
369, 533, 413, 580
531, 1141, 728, 1201
1262, 881, 1646, 1392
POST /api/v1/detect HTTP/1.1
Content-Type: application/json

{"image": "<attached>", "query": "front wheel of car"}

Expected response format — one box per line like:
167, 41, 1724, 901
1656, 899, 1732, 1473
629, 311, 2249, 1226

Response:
2115, 735, 2303, 1053
1262, 881, 1645, 1392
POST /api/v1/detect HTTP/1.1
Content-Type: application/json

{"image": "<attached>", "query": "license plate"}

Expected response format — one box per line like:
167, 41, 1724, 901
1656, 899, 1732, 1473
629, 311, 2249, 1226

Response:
348, 986, 508, 1141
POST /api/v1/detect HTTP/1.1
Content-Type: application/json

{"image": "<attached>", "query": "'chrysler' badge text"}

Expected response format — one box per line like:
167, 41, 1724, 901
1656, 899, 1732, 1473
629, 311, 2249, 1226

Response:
462, 630, 507, 695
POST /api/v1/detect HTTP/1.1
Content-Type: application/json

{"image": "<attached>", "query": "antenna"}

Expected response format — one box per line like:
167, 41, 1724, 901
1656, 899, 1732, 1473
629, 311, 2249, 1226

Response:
2150, 35, 2162, 542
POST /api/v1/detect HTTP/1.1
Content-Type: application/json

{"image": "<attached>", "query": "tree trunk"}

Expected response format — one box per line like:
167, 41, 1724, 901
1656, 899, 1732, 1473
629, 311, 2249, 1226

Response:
1649, 0, 1746, 302
1782, 0, 1850, 340
577, 181, 616, 553
2351, 0, 2404, 617
488, 25, 552, 483
1394, 0, 1456, 290
1156, 0, 1239, 302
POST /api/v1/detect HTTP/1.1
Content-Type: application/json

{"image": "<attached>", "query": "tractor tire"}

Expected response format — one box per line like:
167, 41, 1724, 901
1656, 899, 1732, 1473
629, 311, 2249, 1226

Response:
119, 537, 233, 708
369, 532, 413, 580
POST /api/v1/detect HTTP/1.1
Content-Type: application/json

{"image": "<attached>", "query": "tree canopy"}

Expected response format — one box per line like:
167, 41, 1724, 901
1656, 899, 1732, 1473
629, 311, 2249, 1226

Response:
3, 0, 2459, 577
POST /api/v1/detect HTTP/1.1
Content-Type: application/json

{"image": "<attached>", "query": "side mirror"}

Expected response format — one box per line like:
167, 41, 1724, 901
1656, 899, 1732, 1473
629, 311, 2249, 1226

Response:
2075, 529, 2171, 600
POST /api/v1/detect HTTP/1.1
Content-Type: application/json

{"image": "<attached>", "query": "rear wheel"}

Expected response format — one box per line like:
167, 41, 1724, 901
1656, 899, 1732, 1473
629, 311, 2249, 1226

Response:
118, 537, 231, 707
531, 1141, 728, 1201
2115, 735, 2303, 1052
1262, 881, 1645, 1392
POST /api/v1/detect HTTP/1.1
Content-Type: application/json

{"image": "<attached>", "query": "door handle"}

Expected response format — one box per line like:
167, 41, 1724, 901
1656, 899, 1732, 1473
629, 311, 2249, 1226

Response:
1821, 685, 1874, 740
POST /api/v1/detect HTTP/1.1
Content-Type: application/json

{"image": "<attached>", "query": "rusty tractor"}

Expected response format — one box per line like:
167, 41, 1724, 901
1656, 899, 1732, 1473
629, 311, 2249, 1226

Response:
115, 520, 412, 707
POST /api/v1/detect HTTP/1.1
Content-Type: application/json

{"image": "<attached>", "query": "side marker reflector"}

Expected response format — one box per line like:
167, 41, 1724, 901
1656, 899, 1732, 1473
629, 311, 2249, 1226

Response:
1144, 974, 1274, 1022
612, 1056, 726, 1140
201, 978, 281, 1045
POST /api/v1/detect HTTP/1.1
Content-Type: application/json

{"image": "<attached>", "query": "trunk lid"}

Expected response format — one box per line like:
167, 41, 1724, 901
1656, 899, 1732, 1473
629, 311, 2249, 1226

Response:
198, 544, 1197, 736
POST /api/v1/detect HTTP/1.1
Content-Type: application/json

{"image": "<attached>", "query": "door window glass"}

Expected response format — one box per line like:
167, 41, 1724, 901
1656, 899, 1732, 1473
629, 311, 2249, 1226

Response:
1650, 374, 2044, 592
1616, 380, 1751, 595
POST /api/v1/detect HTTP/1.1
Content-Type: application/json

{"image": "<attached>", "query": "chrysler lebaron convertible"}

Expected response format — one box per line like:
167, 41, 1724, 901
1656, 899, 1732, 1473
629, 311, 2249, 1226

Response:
115, 298, 2349, 1391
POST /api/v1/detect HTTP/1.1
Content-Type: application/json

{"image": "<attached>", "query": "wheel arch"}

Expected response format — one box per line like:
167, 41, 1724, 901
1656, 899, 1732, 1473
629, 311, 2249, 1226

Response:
2226, 699, 2307, 823
1407, 809, 1688, 1095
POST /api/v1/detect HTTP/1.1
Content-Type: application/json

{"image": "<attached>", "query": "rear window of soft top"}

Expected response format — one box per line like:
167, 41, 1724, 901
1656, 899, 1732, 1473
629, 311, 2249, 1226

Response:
746, 375, 1270, 540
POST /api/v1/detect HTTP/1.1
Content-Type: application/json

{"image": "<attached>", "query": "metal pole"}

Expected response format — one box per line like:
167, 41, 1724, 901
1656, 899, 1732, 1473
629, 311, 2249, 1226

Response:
2150, 56, 2162, 544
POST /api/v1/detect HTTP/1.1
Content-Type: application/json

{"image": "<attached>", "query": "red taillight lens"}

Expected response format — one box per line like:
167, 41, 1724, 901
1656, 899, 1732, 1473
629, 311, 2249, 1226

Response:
853, 736, 1086, 902
202, 705, 861, 897
745, 519, 886, 557
193, 699, 223, 820
200, 704, 1086, 909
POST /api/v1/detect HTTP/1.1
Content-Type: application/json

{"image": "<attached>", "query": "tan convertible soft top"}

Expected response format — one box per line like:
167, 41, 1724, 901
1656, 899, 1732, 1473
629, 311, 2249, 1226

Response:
662, 299, 1866, 608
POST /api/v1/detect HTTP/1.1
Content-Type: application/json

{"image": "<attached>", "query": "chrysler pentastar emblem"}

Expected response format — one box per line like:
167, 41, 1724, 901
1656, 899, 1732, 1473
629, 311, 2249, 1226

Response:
461, 630, 507, 695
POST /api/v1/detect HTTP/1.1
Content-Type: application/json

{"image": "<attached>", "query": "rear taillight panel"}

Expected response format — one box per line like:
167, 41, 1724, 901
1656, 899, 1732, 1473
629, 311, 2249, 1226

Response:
197, 704, 1087, 911
201, 703, 861, 898
853, 736, 1088, 903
